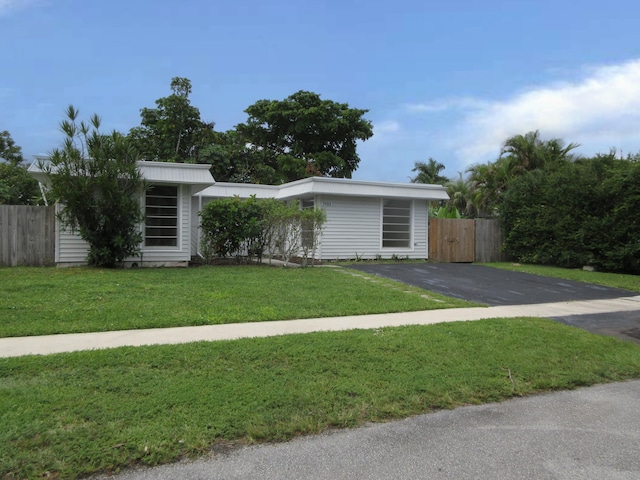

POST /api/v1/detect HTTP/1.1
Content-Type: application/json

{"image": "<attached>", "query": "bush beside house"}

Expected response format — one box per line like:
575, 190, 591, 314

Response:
200, 196, 326, 266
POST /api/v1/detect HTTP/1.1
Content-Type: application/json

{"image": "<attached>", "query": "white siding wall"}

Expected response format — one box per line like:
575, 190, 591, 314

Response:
56, 184, 193, 266
413, 200, 429, 257
56, 218, 91, 264
191, 196, 201, 257
317, 195, 429, 260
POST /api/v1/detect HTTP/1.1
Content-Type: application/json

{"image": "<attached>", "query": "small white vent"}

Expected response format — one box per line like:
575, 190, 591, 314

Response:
322, 201, 333, 207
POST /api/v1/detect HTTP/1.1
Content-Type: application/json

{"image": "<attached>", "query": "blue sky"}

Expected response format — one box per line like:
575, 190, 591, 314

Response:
3, 0, 640, 182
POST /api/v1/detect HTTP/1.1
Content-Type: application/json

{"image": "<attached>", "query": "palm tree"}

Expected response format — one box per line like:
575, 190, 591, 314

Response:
500, 130, 579, 174
465, 157, 515, 217
411, 158, 449, 185
500, 130, 542, 173
445, 173, 474, 217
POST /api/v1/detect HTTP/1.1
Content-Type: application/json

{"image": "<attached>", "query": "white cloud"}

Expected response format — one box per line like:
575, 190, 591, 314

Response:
451, 59, 640, 165
405, 97, 490, 113
0, 0, 38, 16
374, 120, 401, 134
366, 119, 404, 146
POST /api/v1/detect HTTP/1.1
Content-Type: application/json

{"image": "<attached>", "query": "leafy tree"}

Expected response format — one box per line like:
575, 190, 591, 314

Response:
43, 106, 145, 268
197, 130, 281, 183
410, 158, 449, 185
0, 130, 41, 205
129, 77, 216, 163
235, 91, 373, 183
0, 130, 25, 166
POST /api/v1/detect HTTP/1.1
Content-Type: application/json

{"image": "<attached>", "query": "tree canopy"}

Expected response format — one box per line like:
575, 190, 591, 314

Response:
235, 90, 373, 183
464, 130, 580, 217
0, 130, 41, 205
128, 77, 216, 163
410, 158, 449, 185
128, 82, 373, 184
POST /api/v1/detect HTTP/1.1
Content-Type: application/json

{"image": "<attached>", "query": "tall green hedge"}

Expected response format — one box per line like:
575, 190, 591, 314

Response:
499, 155, 640, 273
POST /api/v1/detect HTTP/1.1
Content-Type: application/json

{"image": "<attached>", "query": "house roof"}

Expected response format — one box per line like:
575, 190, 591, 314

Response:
29, 157, 215, 194
197, 176, 449, 201
137, 161, 214, 193
198, 182, 280, 199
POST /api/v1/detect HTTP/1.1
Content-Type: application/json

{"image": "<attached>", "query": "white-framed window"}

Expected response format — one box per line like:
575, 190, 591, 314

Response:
382, 199, 411, 248
300, 198, 314, 248
145, 185, 178, 247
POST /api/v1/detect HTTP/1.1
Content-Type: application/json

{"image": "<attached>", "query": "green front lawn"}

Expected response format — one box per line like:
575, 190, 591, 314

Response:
0, 266, 475, 338
483, 262, 640, 292
2, 318, 640, 479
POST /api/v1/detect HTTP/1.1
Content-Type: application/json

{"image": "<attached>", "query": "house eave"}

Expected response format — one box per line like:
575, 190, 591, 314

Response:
28, 158, 216, 193
196, 176, 449, 201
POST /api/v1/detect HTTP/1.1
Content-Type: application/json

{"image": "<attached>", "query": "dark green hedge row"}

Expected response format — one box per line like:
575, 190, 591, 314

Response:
499, 155, 640, 274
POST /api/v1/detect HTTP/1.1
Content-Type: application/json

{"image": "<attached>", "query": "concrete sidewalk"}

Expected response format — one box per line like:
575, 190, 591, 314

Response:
3, 295, 640, 358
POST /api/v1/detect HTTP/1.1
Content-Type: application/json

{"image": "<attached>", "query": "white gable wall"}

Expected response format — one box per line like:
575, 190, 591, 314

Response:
55, 203, 91, 264
316, 195, 429, 260
140, 184, 192, 265
56, 184, 194, 267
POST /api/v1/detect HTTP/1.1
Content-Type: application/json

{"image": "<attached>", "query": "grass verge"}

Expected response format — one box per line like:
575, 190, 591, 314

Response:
483, 262, 640, 292
0, 266, 474, 338
2, 318, 640, 479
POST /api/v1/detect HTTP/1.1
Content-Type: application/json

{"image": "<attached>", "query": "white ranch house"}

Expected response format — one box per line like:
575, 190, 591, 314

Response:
29, 160, 449, 267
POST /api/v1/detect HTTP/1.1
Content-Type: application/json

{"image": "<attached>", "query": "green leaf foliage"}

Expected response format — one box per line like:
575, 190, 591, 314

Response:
0, 130, 41, 205
200, 197, 326, 266
465, 130, 578, 217
411, 158, 449, 185
0, 130, 25, 166
499, 153, 640, 273
236, 90, 373, 183
43, 106, 145, 268
199, 196, 274, 260
128, 77, 216, 164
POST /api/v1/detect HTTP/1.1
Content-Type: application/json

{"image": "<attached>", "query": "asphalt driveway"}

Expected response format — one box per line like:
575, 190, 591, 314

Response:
347, 263, 634, 306
347, 262, 640, 344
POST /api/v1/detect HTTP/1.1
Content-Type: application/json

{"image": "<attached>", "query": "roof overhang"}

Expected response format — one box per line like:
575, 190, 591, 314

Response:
197, 176, 449, 201
28, 158, 216, 194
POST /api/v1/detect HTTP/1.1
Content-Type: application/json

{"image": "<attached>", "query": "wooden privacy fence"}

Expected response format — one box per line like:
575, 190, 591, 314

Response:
0, 205, 55, 267
428, 218, 508, 263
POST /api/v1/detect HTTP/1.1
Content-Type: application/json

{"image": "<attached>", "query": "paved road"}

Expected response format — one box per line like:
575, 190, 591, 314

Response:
93, 380, 640, 480
348, 263, 640, 344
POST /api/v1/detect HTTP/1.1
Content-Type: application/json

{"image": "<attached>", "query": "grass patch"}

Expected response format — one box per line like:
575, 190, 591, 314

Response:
0, 266, 475, 338
483, 262, 640, 292
2, 318, 640, 479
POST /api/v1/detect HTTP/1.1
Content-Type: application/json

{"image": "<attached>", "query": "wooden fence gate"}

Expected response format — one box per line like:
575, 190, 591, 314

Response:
428, 218, 475, 262
428, 218, 507, 263
0, 205, 55, 267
